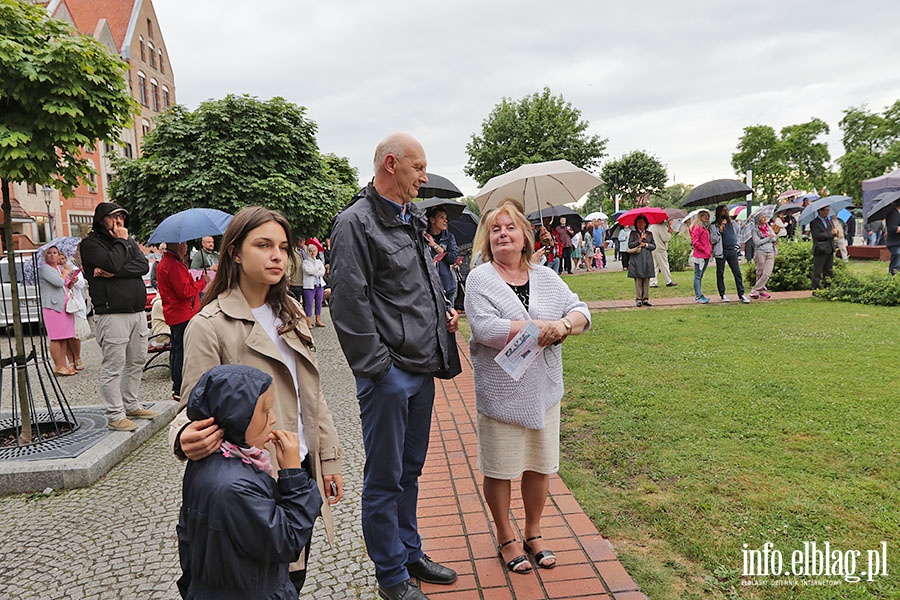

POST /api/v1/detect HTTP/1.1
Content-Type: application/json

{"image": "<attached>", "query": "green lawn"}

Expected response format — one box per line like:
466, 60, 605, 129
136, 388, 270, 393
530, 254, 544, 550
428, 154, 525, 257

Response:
457, 264, 897, 599
559, 300, 898, 599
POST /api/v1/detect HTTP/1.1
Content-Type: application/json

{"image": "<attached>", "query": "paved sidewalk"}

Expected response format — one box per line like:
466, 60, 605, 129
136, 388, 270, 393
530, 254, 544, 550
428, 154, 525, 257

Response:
584, 289, 813, 311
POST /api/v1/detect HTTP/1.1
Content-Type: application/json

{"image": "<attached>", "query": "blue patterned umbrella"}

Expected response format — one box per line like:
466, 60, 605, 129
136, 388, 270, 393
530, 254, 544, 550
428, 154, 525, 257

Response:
23, 236, 82, 285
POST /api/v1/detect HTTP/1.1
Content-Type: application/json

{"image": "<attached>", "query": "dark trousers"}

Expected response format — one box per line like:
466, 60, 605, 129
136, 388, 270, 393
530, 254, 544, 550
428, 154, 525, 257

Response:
356, 365, 434, 587
169, 321, 188, 395
621, 251, 630, 270
812, 252, 834, 288
715, 250, 745, 297
562, 246, 573, 274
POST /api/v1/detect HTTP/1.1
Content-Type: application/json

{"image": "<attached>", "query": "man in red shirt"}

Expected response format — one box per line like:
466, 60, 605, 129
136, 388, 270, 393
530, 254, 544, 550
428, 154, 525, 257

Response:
156, 241, 209, 401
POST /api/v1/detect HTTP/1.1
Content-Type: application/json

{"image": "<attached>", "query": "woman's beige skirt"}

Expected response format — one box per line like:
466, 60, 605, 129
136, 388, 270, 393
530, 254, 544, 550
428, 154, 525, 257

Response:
477, 402, 560, 480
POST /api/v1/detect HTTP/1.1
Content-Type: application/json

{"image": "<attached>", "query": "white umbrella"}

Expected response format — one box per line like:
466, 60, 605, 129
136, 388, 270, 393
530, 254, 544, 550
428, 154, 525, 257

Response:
474, 160, 603, 216
585, 211, 608, 221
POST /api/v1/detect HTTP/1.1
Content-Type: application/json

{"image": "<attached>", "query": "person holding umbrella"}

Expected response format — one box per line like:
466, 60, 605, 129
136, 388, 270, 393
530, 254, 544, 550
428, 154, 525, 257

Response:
156, 241, 209, 401
810, 206, 837, 290
425, 207, 459, 307
885, 198, 900, 275
690, 210, 712, 304
749, 214, 778, 299
710, 206, 750, 303
627, 215, 656, 306
38, 246, 79, 376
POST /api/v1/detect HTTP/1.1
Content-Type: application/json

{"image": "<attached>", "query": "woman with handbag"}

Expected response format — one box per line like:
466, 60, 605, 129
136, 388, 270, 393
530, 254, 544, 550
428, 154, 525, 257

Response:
38, 246, 79, 375
627, 215, 656, 306
465, 198, 590, 575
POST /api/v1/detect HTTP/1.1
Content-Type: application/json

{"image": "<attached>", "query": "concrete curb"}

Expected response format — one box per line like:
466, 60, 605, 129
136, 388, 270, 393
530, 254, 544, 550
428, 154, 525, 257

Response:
0, 400, 178, 495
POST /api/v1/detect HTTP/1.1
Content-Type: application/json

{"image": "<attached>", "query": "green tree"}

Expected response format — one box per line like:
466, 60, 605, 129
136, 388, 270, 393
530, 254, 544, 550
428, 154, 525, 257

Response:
780, 118, 831, 188
731, 125, 791, 202
832, 102, 900, 196
109, 95, 357, 240
0, 0, 136, 441
600, 150, 668, 208
465, 87, 607, 186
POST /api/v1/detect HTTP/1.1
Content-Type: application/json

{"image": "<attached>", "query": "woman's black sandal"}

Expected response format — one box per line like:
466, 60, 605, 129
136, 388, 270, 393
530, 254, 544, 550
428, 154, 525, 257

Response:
498, 539, 532, 574
523, 535, 557, 569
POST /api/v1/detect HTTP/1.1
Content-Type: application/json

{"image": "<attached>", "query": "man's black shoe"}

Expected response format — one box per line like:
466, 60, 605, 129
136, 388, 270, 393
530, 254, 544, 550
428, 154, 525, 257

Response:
378, 579, 429, 600
406, 555, 458, 585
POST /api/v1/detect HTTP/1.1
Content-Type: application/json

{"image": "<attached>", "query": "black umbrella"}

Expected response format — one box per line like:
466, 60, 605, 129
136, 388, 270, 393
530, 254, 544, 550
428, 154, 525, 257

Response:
775, 203, 803, 215
448, 209, 480, 246
866, 190, 900, 223
526, 206, 582, 232
414, 197, 466, 221
682, 179, 753, 207
417, 173, 463, 199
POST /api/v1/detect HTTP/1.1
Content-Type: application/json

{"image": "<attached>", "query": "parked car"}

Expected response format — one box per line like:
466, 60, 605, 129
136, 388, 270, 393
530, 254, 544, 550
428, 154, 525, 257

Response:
0, 253, 41, 328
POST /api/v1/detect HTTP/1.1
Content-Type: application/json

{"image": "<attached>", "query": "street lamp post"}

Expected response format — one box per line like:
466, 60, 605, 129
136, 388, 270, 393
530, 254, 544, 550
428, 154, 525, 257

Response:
42, 185, 54, 239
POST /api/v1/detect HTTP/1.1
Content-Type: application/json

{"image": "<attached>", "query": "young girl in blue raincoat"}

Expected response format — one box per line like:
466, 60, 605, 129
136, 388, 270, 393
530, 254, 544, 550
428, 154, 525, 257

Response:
177, 364, 322, 600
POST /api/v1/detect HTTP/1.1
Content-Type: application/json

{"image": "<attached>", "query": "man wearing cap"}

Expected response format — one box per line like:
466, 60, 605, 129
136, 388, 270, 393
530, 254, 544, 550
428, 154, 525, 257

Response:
79, 203, 157, 432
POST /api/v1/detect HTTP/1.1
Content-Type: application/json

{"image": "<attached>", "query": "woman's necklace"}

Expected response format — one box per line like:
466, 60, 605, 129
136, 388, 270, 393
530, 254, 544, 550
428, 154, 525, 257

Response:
492, 260, 528, 286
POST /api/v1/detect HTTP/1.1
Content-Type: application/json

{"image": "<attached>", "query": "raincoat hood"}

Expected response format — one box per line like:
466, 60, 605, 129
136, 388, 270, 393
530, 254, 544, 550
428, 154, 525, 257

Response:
187, 365, 273, 447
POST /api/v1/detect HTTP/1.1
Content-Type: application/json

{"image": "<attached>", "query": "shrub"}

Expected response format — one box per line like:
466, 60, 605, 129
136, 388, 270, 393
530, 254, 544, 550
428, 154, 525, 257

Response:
667, 232, 691, 272
817, 271, 900, 306
743, 240, 846, 291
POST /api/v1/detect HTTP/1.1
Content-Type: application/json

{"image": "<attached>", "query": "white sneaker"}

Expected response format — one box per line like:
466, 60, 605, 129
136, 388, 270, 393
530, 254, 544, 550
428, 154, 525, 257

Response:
721, 295, 730, 302
741, 295, 751, 304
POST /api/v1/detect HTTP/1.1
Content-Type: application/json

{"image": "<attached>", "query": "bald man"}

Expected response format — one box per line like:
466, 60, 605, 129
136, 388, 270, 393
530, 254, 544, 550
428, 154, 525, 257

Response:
189, 236, 218, 271
330, 133, 460, 600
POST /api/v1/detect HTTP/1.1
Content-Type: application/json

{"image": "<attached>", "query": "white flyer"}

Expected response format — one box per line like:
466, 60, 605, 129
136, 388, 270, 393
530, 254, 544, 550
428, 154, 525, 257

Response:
494, 320, 541, 381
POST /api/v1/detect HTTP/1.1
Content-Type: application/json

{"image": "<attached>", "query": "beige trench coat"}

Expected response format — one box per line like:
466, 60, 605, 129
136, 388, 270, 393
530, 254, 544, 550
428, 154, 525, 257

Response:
168, 287, 343, 554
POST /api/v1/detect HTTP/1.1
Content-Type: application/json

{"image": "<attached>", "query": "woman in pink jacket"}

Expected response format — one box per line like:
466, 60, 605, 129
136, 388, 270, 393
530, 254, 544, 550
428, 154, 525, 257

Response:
690, 209, 712, 304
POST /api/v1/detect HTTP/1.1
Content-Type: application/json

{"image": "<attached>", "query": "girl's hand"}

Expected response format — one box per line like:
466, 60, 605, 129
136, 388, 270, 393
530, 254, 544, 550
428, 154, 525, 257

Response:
323, 473, 344, 505
270, 429, 301, 470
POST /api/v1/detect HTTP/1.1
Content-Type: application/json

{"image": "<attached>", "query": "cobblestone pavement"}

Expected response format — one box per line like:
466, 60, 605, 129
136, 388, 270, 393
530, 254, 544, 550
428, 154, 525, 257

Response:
0, 312, 376, 599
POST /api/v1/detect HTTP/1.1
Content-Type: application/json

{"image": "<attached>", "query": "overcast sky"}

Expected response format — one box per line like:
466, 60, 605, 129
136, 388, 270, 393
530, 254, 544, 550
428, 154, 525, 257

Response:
150, 0, 900, 199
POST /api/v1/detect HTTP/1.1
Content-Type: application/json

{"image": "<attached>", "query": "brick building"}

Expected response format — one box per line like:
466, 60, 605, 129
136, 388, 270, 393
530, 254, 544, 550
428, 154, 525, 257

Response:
7, 0, 175, 248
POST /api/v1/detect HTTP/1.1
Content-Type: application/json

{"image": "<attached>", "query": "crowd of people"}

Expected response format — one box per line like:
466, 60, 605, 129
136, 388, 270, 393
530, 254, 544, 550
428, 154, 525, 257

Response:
25, 130, 899, 600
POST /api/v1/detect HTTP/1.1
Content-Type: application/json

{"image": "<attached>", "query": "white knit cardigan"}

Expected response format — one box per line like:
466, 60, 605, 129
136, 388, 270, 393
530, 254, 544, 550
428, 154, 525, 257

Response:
464, 262, 591, 429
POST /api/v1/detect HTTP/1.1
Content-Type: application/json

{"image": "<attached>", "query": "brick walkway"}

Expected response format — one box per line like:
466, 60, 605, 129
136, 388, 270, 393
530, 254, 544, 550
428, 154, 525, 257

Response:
413, 338, 645, 600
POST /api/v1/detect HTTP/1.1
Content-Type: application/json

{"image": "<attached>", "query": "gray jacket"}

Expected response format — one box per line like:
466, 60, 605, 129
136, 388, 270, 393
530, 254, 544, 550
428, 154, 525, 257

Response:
38, 264, 67, 312
330, 183, 450, 380
709, 221, 741, 258
751, 225, 777, 254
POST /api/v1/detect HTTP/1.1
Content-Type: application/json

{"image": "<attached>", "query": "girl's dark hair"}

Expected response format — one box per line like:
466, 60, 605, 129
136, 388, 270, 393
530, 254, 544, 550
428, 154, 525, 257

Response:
200, 206, 303, 334
634, 215, 649, 228
715, 204, 731, 225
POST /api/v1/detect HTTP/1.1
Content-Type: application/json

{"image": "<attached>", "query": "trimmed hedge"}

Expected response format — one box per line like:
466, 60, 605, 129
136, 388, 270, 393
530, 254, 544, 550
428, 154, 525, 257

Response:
743, 240, 847, 291
817, 271, 900, 306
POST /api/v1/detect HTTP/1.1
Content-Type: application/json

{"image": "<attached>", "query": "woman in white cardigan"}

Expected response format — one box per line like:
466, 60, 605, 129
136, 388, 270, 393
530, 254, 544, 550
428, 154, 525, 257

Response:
465, 199, 590, 575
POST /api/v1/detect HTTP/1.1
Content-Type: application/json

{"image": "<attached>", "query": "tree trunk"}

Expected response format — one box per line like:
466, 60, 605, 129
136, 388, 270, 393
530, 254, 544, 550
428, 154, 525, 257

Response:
1, 179, 33, 443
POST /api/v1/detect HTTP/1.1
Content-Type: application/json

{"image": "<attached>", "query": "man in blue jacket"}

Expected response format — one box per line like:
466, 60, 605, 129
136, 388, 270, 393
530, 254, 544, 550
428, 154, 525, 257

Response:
330, 133, 459, 600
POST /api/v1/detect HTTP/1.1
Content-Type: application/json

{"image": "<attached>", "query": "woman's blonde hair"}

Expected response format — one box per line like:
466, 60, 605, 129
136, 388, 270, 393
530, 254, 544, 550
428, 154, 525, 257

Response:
473, 198, 534, 271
